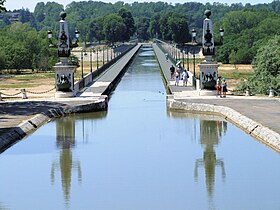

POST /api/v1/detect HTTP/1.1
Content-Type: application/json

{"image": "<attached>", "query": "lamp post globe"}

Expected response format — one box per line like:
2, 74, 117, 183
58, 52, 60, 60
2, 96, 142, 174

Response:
60, 11, 67, 20
191, 29, 197, 42
204, 10, 211, 19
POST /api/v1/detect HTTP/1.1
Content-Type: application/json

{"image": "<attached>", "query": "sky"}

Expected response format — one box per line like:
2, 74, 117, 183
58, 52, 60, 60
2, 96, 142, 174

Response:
5, 0, 273, 12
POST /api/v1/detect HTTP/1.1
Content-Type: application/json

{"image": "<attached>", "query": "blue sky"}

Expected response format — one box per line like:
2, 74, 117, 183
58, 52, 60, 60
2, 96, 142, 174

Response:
5, 0, 272, 12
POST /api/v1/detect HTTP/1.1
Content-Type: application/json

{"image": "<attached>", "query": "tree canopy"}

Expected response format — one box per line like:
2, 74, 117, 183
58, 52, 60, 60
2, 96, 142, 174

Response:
0, 0, 6, 13
0, 0, 280, 75
103, 13, 126, 44
249, 35, 280, 94
0, 22, 57, 71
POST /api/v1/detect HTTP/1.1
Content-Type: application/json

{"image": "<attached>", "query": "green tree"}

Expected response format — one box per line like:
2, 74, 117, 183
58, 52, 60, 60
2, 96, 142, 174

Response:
77, 18, 91, 45
89, 16, 105, 42
118, 8, 135, 42
0, 22, 56, 72
0, 0, 6, 12
216, 9, 280, 64
249, 35, 280, 94
221, 10, 262, 35
168, 13, 190, 44
103, 13, 126, 44
5, 43, 30, 71
149, 13, 161, 38
19, 8, 37, 28
159, 13, 170, 40
136, 17, 150, 41
33, 2, 64, 30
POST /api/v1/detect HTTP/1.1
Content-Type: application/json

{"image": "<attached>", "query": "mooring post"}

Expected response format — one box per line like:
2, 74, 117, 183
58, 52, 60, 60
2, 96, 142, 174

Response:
245, 86, 251, 96
269, 88, 275, 97
21, 89, 28, 99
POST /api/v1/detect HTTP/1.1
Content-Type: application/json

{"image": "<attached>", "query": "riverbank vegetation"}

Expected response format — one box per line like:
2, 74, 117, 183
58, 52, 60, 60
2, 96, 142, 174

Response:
0, 0, 279, 94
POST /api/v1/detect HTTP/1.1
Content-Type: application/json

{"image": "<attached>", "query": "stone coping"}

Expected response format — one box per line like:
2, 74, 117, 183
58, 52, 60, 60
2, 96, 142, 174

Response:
0, 96, 107, 153
167, 98, 280, 153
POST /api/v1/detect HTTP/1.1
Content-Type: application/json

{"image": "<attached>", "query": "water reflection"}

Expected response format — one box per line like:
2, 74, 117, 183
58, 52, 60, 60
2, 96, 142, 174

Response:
195, 118, 227, 202
50, 111, 107, 207
51, 117, 82, 206
139, 46, 155, 57
168, 111, 227, 204
169, 111, 228, 206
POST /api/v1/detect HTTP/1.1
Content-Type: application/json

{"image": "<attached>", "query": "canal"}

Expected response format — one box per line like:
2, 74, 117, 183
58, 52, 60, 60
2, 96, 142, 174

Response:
0, 46, 280, 210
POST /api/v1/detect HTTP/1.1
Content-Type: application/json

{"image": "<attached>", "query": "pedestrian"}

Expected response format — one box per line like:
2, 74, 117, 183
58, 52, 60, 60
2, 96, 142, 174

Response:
175, 70, 180, 86
176, 63, 183, 79
169, 65, 175, 79
176, 65, 181, 80
216, 76, 222, 97
182, 69, 189, 87
222, 78, 228, 98
165, 53, 169, 61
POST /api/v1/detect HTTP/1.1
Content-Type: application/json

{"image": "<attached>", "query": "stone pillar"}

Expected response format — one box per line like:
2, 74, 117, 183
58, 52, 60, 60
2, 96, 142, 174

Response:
53, 12, 77, 98
198, 10, 219, 91
198, 58, 219, 90
54, 63, 76, 98
202, 10, 215, 57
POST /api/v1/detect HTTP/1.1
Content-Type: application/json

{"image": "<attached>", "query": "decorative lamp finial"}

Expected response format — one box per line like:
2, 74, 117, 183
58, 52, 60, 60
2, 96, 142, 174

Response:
204, 10, 211, 19
60, 11, 67, 20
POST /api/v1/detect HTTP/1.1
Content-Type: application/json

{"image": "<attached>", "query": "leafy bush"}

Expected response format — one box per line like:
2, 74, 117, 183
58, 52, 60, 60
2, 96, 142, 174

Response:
249, 35, 280, 94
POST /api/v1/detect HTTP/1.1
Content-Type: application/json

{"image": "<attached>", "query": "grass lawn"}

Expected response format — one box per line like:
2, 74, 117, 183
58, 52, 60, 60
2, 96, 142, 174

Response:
185, 62, 254, 90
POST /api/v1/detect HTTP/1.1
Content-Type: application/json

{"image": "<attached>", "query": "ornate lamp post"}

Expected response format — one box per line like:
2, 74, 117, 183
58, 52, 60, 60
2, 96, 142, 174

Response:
198, 10, 224, 90
106, 46, 109, 63
48, 11, 80, 98
182, 50, 185, 68
96, 47, 99, 69
112, 45, 116, 59
81, 50, 87, 79
219, 28, 224, 44
90, 48, 93, 73
102, 46, 105, 65
191, 28, 197, 86
110, 46, 113, 60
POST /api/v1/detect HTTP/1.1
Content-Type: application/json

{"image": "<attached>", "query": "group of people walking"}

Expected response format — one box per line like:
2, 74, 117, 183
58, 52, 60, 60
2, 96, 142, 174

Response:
169, 62, 228, 97
170, 64, 189, 87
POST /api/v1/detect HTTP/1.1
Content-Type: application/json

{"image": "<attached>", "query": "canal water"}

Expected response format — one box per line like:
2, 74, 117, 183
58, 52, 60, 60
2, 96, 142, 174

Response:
0, 46, 280, 210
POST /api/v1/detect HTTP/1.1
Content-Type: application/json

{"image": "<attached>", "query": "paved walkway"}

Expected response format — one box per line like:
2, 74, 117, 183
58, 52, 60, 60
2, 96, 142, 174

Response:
153, 44, 194, 93
178, 97, 280, 134
79, 44, 141, 97
153, 43, 280, 135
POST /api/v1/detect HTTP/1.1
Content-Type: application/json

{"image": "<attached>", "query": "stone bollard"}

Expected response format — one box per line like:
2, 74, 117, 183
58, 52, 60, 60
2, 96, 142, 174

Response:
269, 89, 275, 98
21, 89, 28, 99
196, 79, 200, 91
245, 86, 251, 96
166, 94, 174, 100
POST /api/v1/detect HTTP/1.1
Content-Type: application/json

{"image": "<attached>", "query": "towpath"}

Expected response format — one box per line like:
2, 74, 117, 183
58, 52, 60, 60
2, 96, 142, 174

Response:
153, 43, 280, 135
